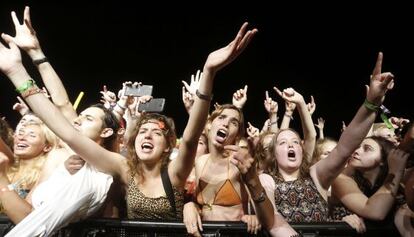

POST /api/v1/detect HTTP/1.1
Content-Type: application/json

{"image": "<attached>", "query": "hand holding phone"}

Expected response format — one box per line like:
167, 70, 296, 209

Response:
138, 98, 165, 113
124, 84, 153, 97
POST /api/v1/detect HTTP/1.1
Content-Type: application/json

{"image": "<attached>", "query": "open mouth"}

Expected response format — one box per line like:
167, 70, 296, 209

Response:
215, 129, 228, 143
15, 143, 29, 151
287, 150, 296, 160
141, 142, 154, 152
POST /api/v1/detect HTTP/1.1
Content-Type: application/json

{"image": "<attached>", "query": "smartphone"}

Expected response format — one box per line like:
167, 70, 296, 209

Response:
138, 98, 166, 113
124, 85, 153, 97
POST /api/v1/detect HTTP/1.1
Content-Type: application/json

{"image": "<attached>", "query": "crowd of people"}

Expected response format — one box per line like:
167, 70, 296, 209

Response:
0, 6, 413, 237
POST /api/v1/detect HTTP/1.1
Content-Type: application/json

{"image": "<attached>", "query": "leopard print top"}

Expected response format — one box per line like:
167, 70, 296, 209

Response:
126, 173, 184, 220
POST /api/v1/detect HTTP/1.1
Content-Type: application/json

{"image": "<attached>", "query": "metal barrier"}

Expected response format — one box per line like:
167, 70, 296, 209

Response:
0, 215, 399, 237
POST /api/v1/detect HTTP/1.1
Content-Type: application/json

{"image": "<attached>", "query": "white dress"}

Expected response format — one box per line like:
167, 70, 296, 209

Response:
5, 163, 113, 237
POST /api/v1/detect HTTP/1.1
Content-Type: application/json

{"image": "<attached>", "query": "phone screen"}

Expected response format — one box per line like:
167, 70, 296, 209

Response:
124, 85, 153, 97
138, 98, 165, 113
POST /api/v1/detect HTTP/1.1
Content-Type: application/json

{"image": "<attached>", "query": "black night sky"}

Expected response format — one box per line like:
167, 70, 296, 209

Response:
1, 2, 413, 139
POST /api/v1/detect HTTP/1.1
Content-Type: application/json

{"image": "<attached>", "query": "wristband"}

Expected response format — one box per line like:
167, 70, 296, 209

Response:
196, 90, 213, 101
33, 57, 48, 66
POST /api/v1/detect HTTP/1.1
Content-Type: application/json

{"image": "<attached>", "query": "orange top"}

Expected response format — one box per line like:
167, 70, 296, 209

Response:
196, 157, 242, 207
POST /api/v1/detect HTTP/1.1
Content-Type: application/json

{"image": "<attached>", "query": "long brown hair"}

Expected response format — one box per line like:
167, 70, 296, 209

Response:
268, 128, 311, 180
126, 113, 177, 183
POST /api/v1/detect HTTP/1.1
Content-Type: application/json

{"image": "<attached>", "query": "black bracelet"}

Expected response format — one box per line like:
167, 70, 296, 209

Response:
33, 57, 48, 66
196, 89, 213, 101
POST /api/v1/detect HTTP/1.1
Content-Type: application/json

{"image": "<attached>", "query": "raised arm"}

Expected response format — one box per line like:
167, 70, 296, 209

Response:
264, 91, 279, 133
315, 117, 325, 140
315, 52, 395, 190
232, 85, 248, 109
279, 100, 296, 130
0, 35, 125, 178
3, 6, 77, 121
170, 22, 258, 185
274, 87, 317, 162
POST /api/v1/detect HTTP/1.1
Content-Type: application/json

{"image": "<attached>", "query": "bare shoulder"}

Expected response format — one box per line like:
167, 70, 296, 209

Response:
194, 154, 209, 171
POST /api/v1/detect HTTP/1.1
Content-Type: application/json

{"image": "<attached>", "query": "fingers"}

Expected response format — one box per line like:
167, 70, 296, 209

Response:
232, 22, 249, 51
237, 28, 258, 52
372, 52, 383, 76
23, 6, 35, 34
181, 80, 191, 93
16, 96, 25, 104
273, 86, 282, 97
1, 33, 14, 44
195, 70, 201, 82
11, 11, 21, 26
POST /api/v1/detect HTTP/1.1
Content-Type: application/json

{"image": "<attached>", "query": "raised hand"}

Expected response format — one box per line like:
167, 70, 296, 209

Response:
247, 122, 260, 139
181, 70, 202, 113
389, 116, 410, 130
315, 117, 325, 130
264, 91, 278, 114
2, 6, 40, 53
100, 85, 117, 109
274, 87, 305, 105
13, 96, 30, 116
366, 52, 394, 105
307, 95, 316, 115
0, 35, 23, 76
232, 85, 248, 109
182, 69, 202, 95
204, 22, 257, 73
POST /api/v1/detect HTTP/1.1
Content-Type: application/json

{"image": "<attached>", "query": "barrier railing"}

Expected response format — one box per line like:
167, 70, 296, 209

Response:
0, 215, 399, 237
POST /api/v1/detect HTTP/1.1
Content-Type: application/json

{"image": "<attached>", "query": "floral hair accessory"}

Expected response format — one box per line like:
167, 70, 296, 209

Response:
157, 121, 165, 130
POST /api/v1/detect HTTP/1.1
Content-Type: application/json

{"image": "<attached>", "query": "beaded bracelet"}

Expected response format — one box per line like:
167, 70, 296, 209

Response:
21, 86, 43, 99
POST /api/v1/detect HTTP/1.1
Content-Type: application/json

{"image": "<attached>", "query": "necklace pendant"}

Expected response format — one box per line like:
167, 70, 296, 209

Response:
207, 203, 213, 211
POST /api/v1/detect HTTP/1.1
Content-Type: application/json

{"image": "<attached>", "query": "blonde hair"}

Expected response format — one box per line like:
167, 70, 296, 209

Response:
8, 120, 58, 191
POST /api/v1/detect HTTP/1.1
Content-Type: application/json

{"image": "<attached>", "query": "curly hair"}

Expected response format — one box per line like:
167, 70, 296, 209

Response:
268, 128, 311, 180
126, 113, 177, 183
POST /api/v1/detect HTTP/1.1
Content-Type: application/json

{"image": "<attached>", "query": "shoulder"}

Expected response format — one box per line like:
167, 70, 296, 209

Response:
194, 154, 209, 169
259, 173, 275, 190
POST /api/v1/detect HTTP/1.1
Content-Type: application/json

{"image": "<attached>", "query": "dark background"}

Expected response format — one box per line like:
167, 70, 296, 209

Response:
1, 2, 413, 139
